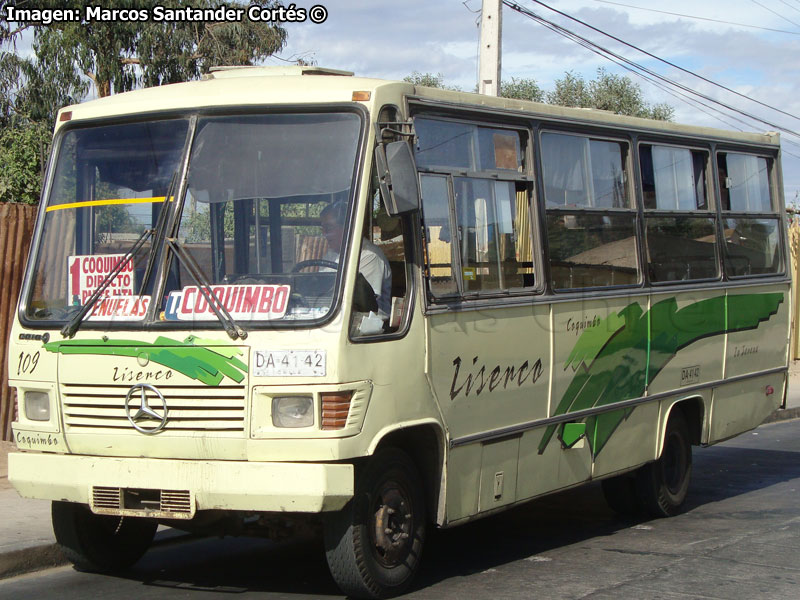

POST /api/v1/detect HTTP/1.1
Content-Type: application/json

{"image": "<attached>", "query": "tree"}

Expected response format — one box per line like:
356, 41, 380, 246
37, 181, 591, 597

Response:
403, 68, 673, 121
5, 0, 287, 97
0, 120, 51, 204
403, 71, 462, 91
0, 46, 85, 203
500, 77, 545, 102
547, 70, 592, 108
550, 68, 674, 121
0, 0, 288, 204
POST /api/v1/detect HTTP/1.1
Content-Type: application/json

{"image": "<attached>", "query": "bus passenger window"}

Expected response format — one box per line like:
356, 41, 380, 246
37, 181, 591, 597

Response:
546, 213, 638, 289
542, 131, 637, 290
640, 145, 708, 210
541, 133, 629, 209
639, 144, 718, 283
718, 153, 772, 212
718, 153, 781, 276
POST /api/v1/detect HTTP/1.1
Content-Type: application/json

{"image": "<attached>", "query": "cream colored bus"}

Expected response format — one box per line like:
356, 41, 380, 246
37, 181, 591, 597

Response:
8, 66, 790, 598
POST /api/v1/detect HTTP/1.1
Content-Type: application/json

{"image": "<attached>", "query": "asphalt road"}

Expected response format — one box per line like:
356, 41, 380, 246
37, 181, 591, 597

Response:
1, 419, 799, 600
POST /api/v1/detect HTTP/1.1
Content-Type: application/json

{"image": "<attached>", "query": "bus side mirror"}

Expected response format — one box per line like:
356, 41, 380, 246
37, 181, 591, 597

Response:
374, 141, 420, 216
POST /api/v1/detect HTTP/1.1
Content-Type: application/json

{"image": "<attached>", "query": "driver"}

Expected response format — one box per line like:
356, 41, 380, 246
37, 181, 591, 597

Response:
320, 201, 392, 315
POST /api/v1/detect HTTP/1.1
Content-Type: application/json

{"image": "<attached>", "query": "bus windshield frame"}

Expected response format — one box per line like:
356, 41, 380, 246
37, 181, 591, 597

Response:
20, 105, 367, 332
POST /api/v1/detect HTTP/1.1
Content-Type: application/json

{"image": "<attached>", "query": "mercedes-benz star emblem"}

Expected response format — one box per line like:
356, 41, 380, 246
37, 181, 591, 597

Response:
124, 383, 168, 434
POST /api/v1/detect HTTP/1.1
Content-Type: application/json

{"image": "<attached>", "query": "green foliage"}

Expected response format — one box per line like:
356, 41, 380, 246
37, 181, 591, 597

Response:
550, 68, 674, 121
1, 0, 288, 204
500, 77, 545, 102
405, 68, 673, 121
0, 121, 51, 204
95, 205, 142, 237
403, 71, 462, 91
547, 70, 592, 108
16, 0, 287, 97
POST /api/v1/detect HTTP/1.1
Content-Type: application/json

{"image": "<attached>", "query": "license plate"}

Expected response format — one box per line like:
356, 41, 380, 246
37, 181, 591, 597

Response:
253, 350, 326, 377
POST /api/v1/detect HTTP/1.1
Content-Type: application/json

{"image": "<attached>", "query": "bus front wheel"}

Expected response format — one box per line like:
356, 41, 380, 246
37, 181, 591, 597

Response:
52, 501, 157, 572
637, 410, 693, 517
324, 448, 426, 599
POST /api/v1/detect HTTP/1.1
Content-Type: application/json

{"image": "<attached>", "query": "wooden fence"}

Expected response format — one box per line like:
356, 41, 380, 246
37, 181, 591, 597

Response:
1, 204, 37, 441
790, 220, 800, 361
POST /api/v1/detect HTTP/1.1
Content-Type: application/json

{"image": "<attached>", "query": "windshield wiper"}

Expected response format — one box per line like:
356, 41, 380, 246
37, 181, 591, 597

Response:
60, 227, 154, 338
61, 175, 178, 339
164, 237, 247, 341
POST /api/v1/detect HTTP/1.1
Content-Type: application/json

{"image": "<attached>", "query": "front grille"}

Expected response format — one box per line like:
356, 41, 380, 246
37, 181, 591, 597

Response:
91, 486, 194, 519
61, 383, 246, 433
161, 490, 193, 513
92, 486, 122, 510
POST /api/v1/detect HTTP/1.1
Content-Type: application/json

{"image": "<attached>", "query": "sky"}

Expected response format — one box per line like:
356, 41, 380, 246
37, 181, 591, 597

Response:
263, 0, 800, 204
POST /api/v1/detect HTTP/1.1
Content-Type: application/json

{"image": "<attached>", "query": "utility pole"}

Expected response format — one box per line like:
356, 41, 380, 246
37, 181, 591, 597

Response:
478, 0, 502, 96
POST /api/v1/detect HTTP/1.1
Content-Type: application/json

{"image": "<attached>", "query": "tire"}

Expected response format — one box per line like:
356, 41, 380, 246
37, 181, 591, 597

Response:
636, 410, 693, 517
52, 501, 157, 573
601, 473, 642, 516
324, 448, 426, 599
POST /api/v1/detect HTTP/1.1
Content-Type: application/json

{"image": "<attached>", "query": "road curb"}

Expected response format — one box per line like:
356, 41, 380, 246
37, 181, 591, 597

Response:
0, 543, 67, 580
763, 407, 800, 425
0, 527, 197, 581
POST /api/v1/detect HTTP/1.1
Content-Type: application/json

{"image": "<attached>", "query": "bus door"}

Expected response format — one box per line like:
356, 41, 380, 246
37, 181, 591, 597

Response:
418, 172, 549, 522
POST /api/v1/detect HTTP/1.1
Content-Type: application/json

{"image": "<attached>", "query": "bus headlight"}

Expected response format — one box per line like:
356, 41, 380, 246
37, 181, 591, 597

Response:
24, 391, 50, 421
272, 396, 314, 428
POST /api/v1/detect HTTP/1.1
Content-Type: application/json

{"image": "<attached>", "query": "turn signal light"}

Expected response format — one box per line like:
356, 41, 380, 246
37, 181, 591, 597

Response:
320, 391, 353, 430
352, 91, 371, 101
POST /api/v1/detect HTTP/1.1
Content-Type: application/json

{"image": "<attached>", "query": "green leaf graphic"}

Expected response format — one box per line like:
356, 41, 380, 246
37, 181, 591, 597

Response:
539, 292, 783, 457
44, 336, 247, 386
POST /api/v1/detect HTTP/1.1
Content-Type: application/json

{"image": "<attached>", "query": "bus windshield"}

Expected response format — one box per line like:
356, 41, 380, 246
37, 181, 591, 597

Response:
25, 111, 363, 326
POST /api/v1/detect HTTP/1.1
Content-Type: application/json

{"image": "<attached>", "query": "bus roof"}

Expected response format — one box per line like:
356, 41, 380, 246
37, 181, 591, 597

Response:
57, 65, 780, 147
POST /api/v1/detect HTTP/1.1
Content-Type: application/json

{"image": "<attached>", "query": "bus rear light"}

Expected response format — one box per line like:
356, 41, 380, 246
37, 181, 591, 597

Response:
766, 385, 774, 396
321, 391, 353, 430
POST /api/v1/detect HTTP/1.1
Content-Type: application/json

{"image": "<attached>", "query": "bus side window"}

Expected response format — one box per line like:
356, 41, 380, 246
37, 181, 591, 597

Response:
350, 183, 412, 338
542, 132, 638, 290
640, 144, 718, 283
420, 174, 459, 298
718, 152, 782, 276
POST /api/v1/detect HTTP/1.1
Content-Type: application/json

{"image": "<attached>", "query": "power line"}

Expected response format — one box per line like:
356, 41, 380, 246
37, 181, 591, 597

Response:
501, 1, 800, 140
517, 7, 762, 133
777, 0, 800, 16
524, 0, 800, 126
591, 0, 800, 35
749, 0, 800, 28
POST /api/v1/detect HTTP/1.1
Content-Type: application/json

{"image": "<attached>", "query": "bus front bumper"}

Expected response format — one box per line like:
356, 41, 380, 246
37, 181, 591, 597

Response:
9, 452, 354, 518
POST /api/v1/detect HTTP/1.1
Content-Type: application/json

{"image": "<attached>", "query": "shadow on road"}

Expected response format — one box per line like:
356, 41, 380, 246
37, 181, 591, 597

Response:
100, 441, 800, 597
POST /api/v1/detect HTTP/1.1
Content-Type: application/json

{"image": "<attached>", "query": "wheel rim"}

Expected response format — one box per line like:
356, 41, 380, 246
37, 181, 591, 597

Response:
370, 479, 414, 568
661, 431, 688, 495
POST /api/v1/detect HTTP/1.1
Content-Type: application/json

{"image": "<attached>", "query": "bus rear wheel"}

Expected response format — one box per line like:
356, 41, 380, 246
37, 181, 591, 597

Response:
52, 501, 157, 573
636, 410, 692, 517
324, 448, 426, 599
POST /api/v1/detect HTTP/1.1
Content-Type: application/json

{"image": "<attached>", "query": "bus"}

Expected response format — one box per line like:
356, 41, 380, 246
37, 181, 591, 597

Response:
8, 65, 790, 599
